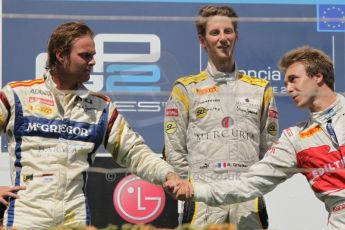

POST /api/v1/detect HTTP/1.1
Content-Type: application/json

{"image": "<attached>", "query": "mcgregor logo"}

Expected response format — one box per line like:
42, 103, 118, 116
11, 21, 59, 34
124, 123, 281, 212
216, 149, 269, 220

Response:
26, 122, 89, 137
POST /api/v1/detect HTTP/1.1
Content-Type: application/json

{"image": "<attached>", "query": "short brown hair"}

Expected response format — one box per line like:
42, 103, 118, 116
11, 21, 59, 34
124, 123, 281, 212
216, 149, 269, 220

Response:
279, 46, 334, 90
47, 21, 94, 71
195, 5, 238, 37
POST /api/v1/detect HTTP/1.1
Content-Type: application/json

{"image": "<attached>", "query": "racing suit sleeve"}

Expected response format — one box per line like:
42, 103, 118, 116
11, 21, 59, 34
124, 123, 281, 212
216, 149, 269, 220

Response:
163, 83, 189, 179
259, 85, 279, 160
0, 86, 13, 133
104, 102, 175, 185
193, 129, 297, 206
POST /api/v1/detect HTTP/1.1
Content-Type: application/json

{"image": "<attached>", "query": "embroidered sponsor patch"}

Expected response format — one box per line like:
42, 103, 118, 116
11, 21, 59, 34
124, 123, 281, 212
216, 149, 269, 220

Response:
64, 210, 76, 224
30, 89, 52, 97
285, 128, 293, 137
333, 203, 345, 213
27, 104, 54, 115
29, 96, 54, 106
199, 163, 209, 169
268, 141, 280, 154
235, 98, 259, 116
193, 86, 218, 95
165, 108, 179, 117
268, 109, 279, 119
198, 99, 220, 105
299, 125, 322, 138
221, 116, 233, 128
23, 174, 33, 183
195, 129, 255, 141
267, 147, 276, 154
43, 173, 54, 183
26, 122, 89, 137
216, 162, 230, 168
214, 162, 248, 172
165, 121, 177, 134
196, 107, 207, 119
267, 122, 278, 136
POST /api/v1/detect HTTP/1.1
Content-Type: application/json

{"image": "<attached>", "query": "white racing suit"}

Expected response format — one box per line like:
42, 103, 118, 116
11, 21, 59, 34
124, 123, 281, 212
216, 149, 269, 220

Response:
194, 93, 345, 230
0, 72, 174, 229
164, 64, 278, 229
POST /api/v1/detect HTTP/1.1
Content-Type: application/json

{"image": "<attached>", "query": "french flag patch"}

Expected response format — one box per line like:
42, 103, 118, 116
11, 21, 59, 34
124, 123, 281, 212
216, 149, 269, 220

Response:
216, 162, 230, 169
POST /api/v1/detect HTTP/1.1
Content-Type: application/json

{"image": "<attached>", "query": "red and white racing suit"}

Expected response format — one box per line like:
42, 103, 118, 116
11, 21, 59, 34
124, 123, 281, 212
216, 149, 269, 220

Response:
164, 64, 278, 229
194, 93, 345, 230
0, 72, 174, 229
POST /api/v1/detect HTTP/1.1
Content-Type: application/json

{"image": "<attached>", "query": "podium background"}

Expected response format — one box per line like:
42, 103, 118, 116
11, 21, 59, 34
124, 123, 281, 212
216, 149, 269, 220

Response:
1, 1, 344, 229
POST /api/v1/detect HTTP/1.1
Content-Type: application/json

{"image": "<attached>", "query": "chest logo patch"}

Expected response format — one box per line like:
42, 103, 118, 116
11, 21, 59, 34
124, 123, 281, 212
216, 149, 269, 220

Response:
196, 107, 207, 119
193, 86, 218, 95
299, 125, 322, 139
165, 121, 177, 134
221, 116, 234, 128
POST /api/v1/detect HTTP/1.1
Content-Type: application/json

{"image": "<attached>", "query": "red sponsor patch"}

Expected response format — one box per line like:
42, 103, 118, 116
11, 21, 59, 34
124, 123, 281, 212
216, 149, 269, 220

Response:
267, 147, 276, 154
268, 141, 280, 154
333, 203, 345, 212
29, 96, 54, 106
221, 116, 233, 128
285, 128, 293, 137
268, 109, 278, 119
165, 108, 178, 117
296, 145, 345, 193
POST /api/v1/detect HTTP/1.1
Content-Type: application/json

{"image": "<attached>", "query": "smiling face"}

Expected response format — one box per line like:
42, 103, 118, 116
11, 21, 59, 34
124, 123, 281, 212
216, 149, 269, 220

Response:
57, 35, 96, 87
199, 15, 237, 69
284, 62, 321, 110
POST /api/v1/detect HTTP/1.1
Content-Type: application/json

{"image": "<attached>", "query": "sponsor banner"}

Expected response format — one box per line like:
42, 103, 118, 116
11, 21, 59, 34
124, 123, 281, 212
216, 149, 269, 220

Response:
113, 175, 166, 224
86, 159, 178, 228
3, 2, 344, 144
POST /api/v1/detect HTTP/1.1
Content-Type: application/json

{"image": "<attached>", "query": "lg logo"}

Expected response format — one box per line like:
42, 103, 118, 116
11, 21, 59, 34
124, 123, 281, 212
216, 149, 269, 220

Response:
35, 33, 161, 93
113, 175, 165, 224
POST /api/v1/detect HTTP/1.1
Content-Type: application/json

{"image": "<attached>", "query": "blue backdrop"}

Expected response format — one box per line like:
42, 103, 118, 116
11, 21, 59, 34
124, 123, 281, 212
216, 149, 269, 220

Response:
2, 0, 345, 228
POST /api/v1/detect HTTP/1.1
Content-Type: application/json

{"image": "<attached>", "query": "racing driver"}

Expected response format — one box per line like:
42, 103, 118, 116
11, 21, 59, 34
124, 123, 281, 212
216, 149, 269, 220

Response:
0, 21, 187, 229
164, 5, 278, 229
185, 47, 345, 230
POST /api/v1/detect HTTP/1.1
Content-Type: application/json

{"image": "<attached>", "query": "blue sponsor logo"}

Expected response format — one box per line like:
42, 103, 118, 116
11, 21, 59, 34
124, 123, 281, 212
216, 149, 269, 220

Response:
36, 33, 162, 93
106, 64, 160, 93
92, 34, 161, 93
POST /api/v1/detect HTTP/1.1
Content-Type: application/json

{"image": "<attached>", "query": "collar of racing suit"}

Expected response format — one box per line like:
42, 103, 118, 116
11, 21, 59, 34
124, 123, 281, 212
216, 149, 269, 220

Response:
43, 70, 90, 99
310, 93, 344, 124
206, 62, 239, 83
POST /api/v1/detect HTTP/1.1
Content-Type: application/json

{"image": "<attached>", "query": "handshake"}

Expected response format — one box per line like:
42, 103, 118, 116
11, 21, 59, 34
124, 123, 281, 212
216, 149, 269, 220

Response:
164, 173, 194, 200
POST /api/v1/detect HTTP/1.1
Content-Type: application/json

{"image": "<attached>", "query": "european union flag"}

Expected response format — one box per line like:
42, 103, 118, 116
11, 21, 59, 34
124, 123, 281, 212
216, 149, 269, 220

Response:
317, 4, 345, 32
